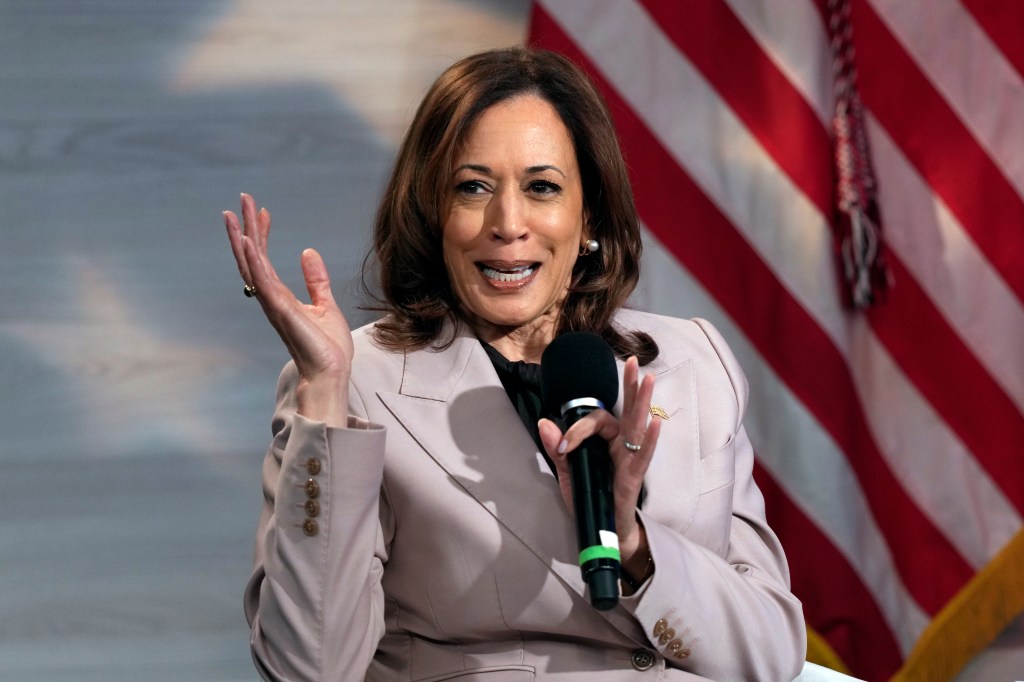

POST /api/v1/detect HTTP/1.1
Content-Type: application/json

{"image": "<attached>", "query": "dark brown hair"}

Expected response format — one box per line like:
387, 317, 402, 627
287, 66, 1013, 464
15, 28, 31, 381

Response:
364, 47, 657, 364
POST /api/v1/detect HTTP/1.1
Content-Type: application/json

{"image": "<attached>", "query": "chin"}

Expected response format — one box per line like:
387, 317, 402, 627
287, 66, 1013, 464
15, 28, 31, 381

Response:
483, 314, 536, 330
478, 305, 558, 332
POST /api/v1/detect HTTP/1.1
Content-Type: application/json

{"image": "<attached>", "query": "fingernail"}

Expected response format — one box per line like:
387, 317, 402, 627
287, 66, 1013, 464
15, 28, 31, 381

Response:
558, 439, 568, 454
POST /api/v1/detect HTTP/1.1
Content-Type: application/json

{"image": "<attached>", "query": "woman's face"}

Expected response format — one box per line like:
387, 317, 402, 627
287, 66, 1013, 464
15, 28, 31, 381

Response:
442, 94, 587, 341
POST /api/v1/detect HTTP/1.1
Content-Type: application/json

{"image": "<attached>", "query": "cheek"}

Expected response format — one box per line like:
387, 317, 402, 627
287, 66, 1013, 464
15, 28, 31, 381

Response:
554, 225, 584, 273
442, 210, 477, 254
441, 244, 463, 290
441, 228, 476, 294
558, 256, 581, 291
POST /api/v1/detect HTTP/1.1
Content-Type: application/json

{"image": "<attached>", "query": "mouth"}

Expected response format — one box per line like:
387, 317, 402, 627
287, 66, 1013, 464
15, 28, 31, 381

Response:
476, 261, 540, 287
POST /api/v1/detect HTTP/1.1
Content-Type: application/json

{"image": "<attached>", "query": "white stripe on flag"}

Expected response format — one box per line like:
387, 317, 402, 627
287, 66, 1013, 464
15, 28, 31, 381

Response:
870, 0, 1024, 199
723, 0, 834, 124
845, 308, 1023, 567
869, 115, 1024, 418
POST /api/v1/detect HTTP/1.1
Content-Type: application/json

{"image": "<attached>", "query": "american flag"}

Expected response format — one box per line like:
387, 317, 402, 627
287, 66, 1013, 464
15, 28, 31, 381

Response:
529, 1, 1024, 679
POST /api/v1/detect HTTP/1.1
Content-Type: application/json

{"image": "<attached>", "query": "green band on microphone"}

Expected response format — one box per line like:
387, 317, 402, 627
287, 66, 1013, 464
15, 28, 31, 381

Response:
578, 545, 621, 565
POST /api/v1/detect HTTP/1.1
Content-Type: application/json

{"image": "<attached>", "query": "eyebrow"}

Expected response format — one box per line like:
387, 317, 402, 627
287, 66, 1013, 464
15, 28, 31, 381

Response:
453, 163, 567, 178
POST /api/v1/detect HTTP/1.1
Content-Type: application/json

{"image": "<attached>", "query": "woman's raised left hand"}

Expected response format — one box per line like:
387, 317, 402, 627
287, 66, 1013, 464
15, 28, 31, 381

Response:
538, 356, 662, 581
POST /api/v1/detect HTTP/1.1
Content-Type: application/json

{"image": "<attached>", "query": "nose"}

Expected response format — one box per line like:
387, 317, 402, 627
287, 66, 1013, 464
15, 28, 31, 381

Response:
486, 186, 528, 243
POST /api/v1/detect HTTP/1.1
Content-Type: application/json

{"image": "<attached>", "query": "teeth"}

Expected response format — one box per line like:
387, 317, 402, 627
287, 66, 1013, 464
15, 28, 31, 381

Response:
481, 264, 535, 282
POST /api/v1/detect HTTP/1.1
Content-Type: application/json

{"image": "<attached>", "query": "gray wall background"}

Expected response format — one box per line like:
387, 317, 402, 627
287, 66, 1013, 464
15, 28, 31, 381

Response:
0, 2, 527, 679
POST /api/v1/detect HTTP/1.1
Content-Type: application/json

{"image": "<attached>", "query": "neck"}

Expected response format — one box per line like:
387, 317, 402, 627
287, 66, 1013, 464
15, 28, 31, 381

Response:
470, 318, 557, 364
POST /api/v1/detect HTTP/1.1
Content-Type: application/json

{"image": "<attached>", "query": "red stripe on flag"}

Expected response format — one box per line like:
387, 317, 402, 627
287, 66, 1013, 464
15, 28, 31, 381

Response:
529, 4, 975, 615
636, 0, 834, 212
961, 0, 1024, 80
852, 0, 1024, 303
755, 462, 903, 680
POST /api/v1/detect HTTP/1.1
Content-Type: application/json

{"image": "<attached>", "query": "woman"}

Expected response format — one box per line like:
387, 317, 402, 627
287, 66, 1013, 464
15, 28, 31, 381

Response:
225, 47, 805, 680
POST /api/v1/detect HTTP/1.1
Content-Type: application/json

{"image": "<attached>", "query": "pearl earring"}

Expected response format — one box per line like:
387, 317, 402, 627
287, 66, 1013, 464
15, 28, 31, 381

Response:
580, 239, 600, 256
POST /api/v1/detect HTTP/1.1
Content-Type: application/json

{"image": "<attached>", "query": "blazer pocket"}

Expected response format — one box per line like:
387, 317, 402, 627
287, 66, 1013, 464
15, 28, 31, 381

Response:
684, 435, 737, 557
699, 433, 737, 495
417, 665, 535, 681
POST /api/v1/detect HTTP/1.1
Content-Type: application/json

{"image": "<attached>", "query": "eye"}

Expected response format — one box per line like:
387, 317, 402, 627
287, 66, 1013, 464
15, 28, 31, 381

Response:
455, 180, 488, 195
528, 180, 562, 195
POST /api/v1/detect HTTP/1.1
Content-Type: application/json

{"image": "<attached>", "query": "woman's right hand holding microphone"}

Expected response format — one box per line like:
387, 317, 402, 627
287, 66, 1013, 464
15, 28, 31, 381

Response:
223, 193, 353, 427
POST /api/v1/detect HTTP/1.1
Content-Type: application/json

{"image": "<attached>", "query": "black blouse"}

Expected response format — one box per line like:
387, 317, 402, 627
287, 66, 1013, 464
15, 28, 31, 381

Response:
483, 340, 646, 508
481, 341, 558, 475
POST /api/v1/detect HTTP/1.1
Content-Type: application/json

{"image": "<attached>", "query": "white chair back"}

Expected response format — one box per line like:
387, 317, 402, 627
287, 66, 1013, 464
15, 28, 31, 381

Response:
792, 661, 865, 681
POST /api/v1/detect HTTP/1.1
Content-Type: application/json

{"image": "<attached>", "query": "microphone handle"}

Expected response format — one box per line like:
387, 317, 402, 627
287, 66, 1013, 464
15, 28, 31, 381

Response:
564, 407, 620, 610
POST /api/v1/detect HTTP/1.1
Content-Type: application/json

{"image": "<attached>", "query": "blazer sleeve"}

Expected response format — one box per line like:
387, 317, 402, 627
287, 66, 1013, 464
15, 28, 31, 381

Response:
243, 361, 390, 681
621, 319, 806, 681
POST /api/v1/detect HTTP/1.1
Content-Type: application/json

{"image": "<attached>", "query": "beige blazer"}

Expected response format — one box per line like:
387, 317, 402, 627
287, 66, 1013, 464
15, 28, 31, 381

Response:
244, 309, 805, 681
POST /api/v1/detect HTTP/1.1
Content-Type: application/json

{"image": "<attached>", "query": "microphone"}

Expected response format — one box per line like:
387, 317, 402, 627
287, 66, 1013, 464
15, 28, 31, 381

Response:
541, 331, 620, 610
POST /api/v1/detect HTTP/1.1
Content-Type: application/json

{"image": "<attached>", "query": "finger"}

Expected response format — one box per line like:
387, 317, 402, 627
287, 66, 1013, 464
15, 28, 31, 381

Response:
239, 193, 267, 253
242, 236, 346, 359
538, 418, 566, 461
223, 210, 252, 283
621, 371, 656, 448
538, 418, 575, 511
240, 234, 308, 361
623, 414, 661, 479
241, 230, 292, 316
301, 248, 339, 310
257, 205, 277, 275
240, 193, 259, 242
239, 194, 269, 286
558, 409, 620, 455
622, 356, 638, 417
610, 416, 661, 534
236, 197, 291, 300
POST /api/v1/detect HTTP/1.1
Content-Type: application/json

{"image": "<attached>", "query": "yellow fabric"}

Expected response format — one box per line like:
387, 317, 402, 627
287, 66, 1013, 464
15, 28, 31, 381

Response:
892, 528, 1024, 681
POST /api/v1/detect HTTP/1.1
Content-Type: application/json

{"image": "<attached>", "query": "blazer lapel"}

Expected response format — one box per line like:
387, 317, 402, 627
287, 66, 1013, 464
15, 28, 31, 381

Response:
377, 324, 698, 643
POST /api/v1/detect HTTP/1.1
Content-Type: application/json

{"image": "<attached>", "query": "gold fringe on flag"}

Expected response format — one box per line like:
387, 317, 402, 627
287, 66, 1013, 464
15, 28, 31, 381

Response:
805, 532, 1024, 679
894, 529, 1024, 681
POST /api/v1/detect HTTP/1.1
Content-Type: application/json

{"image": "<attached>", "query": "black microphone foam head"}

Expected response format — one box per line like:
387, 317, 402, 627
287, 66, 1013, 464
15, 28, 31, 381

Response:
541, 331, 619, 415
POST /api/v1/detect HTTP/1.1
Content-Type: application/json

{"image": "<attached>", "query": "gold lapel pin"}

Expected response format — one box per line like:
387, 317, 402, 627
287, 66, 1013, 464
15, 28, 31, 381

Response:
649, 404, 670, 420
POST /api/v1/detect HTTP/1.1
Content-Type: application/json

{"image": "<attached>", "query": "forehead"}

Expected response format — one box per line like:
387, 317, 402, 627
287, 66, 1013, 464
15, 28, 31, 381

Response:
455, 94, 577, 165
